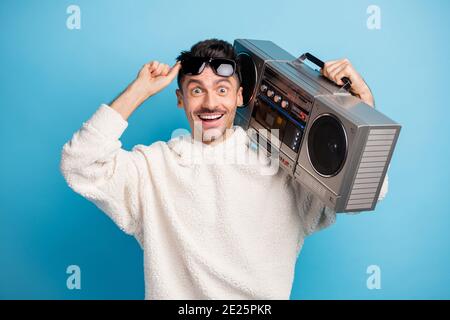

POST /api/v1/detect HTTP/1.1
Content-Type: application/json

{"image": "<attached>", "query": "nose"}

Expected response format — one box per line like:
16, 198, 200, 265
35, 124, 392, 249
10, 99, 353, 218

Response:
202, 91, 219, 111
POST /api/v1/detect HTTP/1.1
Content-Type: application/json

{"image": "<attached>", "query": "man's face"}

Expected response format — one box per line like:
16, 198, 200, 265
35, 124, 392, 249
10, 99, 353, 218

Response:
176, 66, 243, 144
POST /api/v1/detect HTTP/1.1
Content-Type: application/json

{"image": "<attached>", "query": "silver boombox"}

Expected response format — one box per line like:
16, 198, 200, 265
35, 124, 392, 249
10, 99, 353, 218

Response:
233, 39, 401, 212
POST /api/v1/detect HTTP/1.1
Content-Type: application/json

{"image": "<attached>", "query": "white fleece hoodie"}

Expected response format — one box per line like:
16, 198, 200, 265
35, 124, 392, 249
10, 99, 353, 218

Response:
60, 104, 388, 299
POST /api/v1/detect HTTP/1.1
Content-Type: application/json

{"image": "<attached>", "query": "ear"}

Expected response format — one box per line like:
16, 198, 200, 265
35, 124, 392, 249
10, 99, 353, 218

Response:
236, 86, 244, 107
176, 89, 184, 109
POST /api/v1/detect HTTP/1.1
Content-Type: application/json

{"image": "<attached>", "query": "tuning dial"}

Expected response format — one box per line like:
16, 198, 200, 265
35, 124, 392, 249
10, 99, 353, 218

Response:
260, 84, 268, 92
281, 100, 289, 109
274, 95, 282, 103
267, 90, 274, 97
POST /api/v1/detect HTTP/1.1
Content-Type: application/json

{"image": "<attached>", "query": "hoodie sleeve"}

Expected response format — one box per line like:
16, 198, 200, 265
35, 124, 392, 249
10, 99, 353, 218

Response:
290, 179, 337, 237
377, 173, 389, 202
291, 172, 390, 236
60, 104, 146, 239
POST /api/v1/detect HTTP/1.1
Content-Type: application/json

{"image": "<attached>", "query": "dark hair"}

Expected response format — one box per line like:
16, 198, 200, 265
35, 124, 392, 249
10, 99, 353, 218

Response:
176, 38, 240, 90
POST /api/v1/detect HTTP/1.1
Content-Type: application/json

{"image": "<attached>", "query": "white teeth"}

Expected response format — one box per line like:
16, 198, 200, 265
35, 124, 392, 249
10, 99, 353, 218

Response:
198, 114, 223, 120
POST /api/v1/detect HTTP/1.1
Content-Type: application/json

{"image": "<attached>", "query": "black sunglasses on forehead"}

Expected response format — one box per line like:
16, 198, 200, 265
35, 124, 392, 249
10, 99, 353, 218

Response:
181, 57, 240, 81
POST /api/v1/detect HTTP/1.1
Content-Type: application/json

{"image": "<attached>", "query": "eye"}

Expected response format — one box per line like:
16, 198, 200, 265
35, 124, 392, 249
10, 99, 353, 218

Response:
217, 86, 228, 95
191, 87, 203, 95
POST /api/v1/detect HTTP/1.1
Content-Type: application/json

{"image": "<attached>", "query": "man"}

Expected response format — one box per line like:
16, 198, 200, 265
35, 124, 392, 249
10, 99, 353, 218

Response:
60, 39, 387, 299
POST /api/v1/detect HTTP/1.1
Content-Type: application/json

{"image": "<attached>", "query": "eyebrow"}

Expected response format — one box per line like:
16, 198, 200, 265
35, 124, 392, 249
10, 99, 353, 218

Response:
185, 78, 233, 87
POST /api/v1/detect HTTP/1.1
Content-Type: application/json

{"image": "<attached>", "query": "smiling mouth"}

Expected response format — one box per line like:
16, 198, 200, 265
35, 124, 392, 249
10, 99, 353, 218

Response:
197, 113, 224, 122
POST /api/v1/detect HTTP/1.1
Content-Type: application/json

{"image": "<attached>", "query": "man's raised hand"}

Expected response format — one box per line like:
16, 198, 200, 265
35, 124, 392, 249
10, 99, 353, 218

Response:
135, 61, 181, 99
110, 61, 181, 120
321, 58, 375, 108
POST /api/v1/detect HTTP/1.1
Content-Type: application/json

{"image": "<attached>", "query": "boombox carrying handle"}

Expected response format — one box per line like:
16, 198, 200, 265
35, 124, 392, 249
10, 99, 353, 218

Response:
298, 52, 352, 91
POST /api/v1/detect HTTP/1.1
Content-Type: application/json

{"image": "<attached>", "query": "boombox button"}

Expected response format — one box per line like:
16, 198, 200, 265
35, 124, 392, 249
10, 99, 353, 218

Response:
274, 95, 282, 103
281, 101, 289, 109
267, 90, 274, 97
260, 84, 268, 92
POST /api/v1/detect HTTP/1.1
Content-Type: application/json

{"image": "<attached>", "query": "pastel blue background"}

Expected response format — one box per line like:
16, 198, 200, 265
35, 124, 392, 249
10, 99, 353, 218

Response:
1, 0, 449, 299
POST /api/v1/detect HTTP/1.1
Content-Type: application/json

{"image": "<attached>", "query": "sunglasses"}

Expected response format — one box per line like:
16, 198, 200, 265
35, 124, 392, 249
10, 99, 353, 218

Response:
181, 57, 238, 78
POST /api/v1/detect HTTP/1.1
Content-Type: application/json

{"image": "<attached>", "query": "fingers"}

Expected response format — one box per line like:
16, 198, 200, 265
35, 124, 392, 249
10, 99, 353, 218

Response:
333, 70, 350, 86
162, 64, 170, 76
145, 61, 181, 89
322, 58, 353, 86
148, 61, 159, 74
320, 60, 339, 75
153, 62, 165, 76
329, 63, 349, 85
326, 60, 347, 76
146, 61, 171, 77
143, 61, 179, 80
322, 59, 346, 77
165, 62, 181, 82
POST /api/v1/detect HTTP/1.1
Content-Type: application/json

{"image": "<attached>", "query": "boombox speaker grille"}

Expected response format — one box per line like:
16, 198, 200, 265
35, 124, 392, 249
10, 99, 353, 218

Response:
307, 114, 347, 177
345, 128, 397, 210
